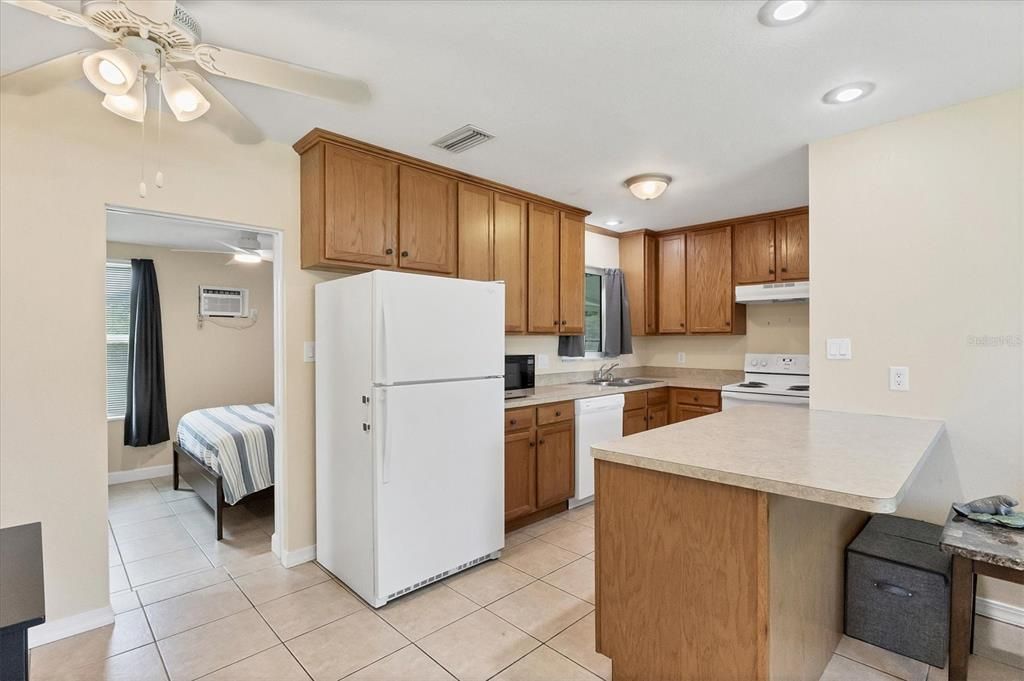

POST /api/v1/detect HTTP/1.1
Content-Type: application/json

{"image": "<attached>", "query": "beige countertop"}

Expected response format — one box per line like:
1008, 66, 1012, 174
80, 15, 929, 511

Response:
591, 405, 945, 513
504, 373, 737, 409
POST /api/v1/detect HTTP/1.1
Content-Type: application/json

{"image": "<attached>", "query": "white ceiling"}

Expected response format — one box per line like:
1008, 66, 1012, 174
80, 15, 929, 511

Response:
3, 1, 1022, 230
106, 209, 272, 251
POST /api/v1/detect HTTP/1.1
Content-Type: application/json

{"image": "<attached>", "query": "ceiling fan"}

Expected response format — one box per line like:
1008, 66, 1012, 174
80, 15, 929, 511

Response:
0, 0, 371, 144
172, 230, 272, 264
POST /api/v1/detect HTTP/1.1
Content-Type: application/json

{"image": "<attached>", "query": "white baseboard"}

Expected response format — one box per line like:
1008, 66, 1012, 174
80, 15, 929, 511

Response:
108, 464, 173, 485
28, 605, 114, 648
977, 597, 1024, 628
281, 543, 316, 568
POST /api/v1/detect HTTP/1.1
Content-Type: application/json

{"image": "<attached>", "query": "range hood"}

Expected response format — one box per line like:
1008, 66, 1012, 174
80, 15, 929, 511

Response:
735, 281, 809, 304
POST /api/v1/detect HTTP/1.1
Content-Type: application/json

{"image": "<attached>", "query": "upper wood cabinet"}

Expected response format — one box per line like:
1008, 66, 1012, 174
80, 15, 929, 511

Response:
493, 193, 529, 333
658, 234, 687, 333
777, 212, 809, 281
301, 143, 398, 270
527, 203, 560, 334
398, 165, 457, 275
558, 212, 585, 335
457, 183, 493, 281
619, 232, 658, 335
686, 226, 738, 334
733, 219, 776, 285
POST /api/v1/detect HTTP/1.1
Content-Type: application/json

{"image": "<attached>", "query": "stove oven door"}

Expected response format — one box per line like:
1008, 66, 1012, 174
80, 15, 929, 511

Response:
720, 390, 810, 410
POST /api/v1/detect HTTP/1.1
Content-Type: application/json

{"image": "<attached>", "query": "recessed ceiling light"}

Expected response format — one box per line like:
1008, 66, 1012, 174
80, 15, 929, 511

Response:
758, 0, 817, 27
625, 174, 671, 201
605, 219, 623, 227
822, 81, 876, 105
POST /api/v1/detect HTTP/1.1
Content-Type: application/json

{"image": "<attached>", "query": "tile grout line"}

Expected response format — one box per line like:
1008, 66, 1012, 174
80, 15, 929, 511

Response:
832, 651, 916, 681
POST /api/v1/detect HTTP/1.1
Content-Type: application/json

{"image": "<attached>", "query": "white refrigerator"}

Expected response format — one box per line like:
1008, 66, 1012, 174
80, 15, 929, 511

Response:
315, 270, 505, 607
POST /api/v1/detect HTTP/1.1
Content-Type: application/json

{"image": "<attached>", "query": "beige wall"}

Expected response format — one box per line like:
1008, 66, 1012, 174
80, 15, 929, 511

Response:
0, 85, 331, 626
105, 243, 274, 473
809, 89, 1023, 607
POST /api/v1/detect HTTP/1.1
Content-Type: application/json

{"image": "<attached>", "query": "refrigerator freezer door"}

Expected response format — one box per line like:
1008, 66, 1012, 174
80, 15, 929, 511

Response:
372, 271, 504, 385
373, 378, 503, 602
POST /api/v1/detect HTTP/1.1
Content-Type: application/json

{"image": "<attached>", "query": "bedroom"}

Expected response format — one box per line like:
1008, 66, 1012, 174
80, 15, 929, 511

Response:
105, 208, 280, 592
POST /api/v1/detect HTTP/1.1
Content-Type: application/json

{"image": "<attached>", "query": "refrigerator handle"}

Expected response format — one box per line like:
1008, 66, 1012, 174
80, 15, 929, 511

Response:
378, 292, 389, 385
380, 390, 390, 485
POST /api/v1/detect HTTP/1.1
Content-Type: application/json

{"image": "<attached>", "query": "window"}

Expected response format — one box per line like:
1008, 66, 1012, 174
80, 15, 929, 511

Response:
105, 262, 131, 419
584, 269, 605, 357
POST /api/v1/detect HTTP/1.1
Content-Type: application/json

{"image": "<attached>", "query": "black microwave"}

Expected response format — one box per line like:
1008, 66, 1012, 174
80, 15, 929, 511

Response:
504, 354, 535, 397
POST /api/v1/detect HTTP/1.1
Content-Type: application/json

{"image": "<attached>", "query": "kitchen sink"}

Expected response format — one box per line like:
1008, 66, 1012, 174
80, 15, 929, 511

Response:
573, 378, 662, 387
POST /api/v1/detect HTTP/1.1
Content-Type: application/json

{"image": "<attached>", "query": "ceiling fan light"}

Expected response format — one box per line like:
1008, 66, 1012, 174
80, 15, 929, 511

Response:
101, 76, 146, 122
83, 48, 140, 95
233, 252, 262, 264
161, 69, 210, 122
625, 174, 671, 201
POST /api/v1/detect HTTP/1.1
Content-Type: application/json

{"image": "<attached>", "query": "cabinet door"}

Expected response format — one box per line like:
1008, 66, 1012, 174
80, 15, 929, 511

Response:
559, 212, 585, 335
620, 233, 651, 336
686, 226, 734, 333
644, 235, 659, 334
323, 144, 398, 267
504, 430, 537, 521
398, 165, 457, 275
670, 404, 718, 424
658, 234, 687, 333
733, 219, 776, 285
647, 404, 668, 430
623, 408, 647, 436
494, 193, 529, 333
527, 204, 560, 334
536, 420, 574, 508
777, 213, 809, 281
457, 183, 493, 281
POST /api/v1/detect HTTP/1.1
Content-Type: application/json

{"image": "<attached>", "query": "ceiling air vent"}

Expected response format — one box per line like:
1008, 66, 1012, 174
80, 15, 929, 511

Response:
431, 125, 494, 154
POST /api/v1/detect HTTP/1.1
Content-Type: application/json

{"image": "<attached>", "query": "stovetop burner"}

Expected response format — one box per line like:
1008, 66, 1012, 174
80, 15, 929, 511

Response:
788, 385, 810, 392
738, 382, 768, 388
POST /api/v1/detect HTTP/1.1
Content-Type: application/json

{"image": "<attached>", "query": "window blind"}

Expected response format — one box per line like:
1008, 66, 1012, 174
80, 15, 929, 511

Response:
105, 262, 132, 418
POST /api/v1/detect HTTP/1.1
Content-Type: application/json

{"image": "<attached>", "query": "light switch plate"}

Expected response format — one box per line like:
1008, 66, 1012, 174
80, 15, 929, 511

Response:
889, 366, 909, 391
827, 338, 852, 360
303, 341, 316, 363
537, 354, 550, 370
677, 352, 686, 364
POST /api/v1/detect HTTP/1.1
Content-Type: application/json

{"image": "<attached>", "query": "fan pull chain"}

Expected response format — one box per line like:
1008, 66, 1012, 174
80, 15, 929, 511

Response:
139, 70, 147, 198
155, 53, 164, 189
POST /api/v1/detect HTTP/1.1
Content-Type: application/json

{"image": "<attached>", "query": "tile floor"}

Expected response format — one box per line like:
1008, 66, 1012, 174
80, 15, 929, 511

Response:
31, 485, 1024, 681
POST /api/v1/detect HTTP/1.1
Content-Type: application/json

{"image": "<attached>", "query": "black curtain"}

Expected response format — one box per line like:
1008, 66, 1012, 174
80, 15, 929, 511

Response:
603, 268, 633, 357
124, 259, 170, 447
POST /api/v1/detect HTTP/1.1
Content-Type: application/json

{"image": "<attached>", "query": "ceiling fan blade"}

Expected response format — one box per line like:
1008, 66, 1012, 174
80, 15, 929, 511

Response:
178, 69, 265, 145
191, 44, 371, 104
4, 0, 119, 40
118, 0, 176, 24
170, 248, 234, 255
1, 49, 93, 95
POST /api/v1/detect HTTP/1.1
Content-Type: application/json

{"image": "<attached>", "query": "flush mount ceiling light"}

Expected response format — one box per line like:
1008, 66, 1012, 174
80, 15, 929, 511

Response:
625, 174, 671, 201
82, 47, 141, 95
758, 0, 818, 26
822, 81, 876, 104
605, 219, 623, 227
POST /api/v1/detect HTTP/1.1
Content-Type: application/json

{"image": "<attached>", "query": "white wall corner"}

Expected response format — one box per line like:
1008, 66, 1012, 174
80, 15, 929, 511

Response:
107, 464, 173, 486
977, 597, 1024, 628
27, 605, 114, 648
281, 544, 316, 568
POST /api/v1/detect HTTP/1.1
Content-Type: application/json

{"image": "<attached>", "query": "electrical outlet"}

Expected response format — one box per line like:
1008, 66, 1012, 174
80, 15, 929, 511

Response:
889, 366, 909, 391
677, 352, 686, 364
537, 354, 550, 370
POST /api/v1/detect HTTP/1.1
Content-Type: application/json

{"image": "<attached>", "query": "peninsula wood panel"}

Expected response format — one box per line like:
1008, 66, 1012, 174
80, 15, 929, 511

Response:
777, 213, 809, 281
535, 420, 575, 508
595, 460, 768, 681
457, 183, 493, 281
494, 193, 529, 332
318, 143, 398, 268
527, 203, 560, 334
658, 234, 687, 333
558, 212, 585, 335
398, 165, 457, 275
733, 219, 776, 285
504, 429, 537, 521
687, 226, 734, 333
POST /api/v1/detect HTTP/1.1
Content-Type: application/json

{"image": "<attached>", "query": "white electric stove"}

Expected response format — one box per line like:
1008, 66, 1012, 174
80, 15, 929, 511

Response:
721, 353, 810, 409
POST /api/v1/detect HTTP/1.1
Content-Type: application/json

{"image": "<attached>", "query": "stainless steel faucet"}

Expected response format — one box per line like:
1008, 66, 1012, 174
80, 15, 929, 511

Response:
595, 362, 620, 381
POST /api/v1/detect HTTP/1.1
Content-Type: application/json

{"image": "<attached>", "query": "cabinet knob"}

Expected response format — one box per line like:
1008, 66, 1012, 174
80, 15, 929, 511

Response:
782, 267, 788, 272
401, 251, 409, 257
555, 411, 561, 417
679, 322, 684, 327
725, 321, 731, 327
529, 441, 534, 448
538, 439, 545, 445
769, 268, 775, 274
693, 396, 699, 402
554, 319, 559, 325
510, 419, 517, 425
561, 320, 566, 325
385, 248, 394, 255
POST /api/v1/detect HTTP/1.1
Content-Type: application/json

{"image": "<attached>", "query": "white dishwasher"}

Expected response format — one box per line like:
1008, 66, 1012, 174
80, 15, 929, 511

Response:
570, 393, 625, 508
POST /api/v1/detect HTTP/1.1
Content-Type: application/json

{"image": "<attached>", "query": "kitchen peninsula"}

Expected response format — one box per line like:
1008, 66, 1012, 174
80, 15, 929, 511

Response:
592, 405, 945, 681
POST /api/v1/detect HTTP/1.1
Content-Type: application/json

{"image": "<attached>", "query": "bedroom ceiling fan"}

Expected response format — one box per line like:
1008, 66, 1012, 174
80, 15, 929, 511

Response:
172, 231, 272, 264
1, 0, 372, 145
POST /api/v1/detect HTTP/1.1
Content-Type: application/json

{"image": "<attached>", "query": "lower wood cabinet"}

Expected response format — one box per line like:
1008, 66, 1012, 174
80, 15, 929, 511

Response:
668, 387, 721, 423
621, 388, 670, 435
505, 402, 575, 528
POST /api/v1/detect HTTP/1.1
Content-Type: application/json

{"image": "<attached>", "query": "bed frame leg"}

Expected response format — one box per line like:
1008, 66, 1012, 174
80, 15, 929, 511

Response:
216, 479, 224, 541
172, 446, 179, 490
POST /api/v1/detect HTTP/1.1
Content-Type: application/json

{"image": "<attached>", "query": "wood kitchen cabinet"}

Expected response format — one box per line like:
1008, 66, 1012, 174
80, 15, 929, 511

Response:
686, 226, 745, 334
669, 387, 721, 424
493, 193, 529, 333
658, 234, 687, 333
622, 388, 670, 435
527, 204, 560, 334
732, 210, 809, 285
505, 401, 575, 529
777, 212, 809, 281
558, 212, 585, 335
398, 165, 457, 275
619, 232, 658, 336
457, 183, 493, 281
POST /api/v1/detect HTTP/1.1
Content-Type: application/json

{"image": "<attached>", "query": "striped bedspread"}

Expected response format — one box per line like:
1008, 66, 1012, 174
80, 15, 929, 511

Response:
176, 403, 275, 505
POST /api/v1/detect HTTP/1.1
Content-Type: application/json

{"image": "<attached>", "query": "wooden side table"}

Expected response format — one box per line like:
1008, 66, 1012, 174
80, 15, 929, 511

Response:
940, 512, 1023, 681
0, 523, 46, 681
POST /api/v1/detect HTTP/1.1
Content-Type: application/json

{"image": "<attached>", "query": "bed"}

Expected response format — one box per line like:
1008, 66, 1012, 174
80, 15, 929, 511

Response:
172, 403, 275, 540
